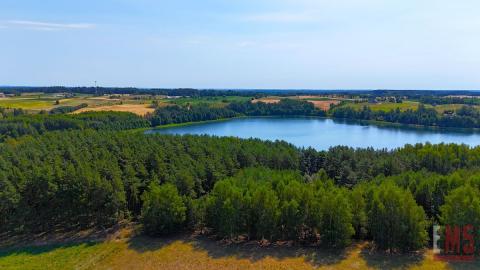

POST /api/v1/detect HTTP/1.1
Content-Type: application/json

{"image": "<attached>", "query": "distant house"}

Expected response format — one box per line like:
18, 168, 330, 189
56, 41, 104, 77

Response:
0, 92, 5, 98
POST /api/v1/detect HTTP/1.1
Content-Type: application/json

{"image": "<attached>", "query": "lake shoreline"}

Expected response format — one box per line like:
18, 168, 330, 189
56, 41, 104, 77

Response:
145, 115, 480, 134
143, 116, 480, 150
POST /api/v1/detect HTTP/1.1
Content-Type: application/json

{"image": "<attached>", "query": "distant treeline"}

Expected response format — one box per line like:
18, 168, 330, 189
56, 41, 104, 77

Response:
369, 90, 480, 98
0, 112, 150, 141
2, 86, 479, 98
0, 87, 259, 97
331, 104, 480, 128
1, 128, 480, 251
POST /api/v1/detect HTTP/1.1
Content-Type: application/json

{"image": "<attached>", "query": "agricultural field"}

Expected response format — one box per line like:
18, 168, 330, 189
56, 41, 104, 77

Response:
73, 104, 155, 116
0, 93, 165, 114
0, 98, 58, 110
0, 233, 469, 270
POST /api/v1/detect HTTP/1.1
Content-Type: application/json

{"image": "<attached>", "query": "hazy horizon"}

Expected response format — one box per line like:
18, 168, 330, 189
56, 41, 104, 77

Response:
1, 86, 480, 92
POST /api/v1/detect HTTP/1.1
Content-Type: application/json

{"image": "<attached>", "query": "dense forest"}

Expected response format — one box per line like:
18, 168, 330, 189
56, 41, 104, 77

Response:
1, 91, 480, 252
0, 125, 480, 251
0, 131, 298, 232
331, 104, 480, 128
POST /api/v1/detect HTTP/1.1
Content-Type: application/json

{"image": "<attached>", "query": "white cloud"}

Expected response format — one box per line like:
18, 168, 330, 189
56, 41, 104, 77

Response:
6, 20, 95, 31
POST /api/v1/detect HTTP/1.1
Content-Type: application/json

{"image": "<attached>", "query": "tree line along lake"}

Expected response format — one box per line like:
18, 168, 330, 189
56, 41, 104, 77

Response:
146, 116, 480, 150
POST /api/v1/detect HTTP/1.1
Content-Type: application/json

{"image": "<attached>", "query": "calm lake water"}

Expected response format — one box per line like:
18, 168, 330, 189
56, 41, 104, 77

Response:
146, 117, 480, 150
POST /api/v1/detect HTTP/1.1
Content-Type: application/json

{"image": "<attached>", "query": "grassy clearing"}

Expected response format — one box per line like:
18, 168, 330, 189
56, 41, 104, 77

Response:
0, 234, 475, 270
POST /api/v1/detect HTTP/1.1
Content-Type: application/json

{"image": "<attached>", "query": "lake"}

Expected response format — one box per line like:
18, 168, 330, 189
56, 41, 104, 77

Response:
146, 117, 480, 150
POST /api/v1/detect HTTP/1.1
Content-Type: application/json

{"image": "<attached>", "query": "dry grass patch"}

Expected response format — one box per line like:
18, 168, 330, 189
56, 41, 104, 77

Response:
252, 98, 281, 104
74, 104, 155, 116
0, 230, 473, 270
74, 238, 472, 270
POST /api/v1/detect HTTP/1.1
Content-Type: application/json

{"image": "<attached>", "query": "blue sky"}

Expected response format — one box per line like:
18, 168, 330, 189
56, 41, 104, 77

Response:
1, 0, 480, 89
